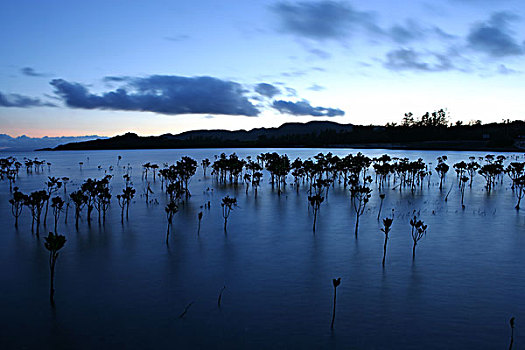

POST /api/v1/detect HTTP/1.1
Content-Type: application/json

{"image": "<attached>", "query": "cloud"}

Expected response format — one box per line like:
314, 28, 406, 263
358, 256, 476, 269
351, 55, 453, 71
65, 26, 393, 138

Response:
20, 67, 50, 77
467, 12, 524, 57
272, 1, 379, 41
0, 91, 56, 107
51, 75, 260, 116
497, 64, 521, 75
307, 84, 325, 91
272, 99, 344, 116
164, 34, 190, 42
383, 48, 454, 72
309, 48, 331, 59
254, 83, 281, 98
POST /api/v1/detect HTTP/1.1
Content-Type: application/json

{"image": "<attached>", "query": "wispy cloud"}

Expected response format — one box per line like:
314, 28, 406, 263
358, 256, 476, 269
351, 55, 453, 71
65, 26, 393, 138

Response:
20, 67, 51, 77
0, 91, 56, 107
272, 99, 344, 116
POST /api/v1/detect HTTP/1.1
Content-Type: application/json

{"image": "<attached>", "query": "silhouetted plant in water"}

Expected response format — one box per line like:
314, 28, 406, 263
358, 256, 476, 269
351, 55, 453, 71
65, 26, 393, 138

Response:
25, 190, 49, 235
308, 194, 324, 232
252, 171, 262, 197
265, 153, 291, 195
308, 179, 326, 232
453, 161, 467, 183
410, 214, 428, 259
165, 200, 178, 244
50, 196, 64, 233
201, 158, 210, 176
377, 193, 385, 220
466, 158, 480, 187
44, 177, 62, 225
81, 179, 97, 223
44, 232, 66, 305
61, 177, 69, 196
70, 190, 87, 230
197, 211, 203, 235
380, 214, 394, 267
513, 175, 525, 210
459, 176, 469, 208
349, 175, 372, 238
93, 176, 112, 223
221, 196, 237, 231
435, 156, 449, 190
331, 277, 341, 329
9, 187, 26, 228
509, 317, 515, 350
217, 285, 226, 308
506, 162, 525, 189
117, 186, 136, 223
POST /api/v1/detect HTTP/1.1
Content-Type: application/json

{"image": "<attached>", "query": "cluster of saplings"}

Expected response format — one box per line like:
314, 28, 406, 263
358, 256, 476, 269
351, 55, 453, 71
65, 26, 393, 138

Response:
3, 152, 525, 298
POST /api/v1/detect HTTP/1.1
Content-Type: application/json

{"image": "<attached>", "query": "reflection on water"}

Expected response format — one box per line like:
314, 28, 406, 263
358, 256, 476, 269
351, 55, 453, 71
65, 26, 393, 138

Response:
1, 148, 524, 349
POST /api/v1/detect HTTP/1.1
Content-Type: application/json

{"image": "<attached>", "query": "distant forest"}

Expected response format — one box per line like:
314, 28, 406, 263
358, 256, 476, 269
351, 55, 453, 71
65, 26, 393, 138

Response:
49, 109, 525, 151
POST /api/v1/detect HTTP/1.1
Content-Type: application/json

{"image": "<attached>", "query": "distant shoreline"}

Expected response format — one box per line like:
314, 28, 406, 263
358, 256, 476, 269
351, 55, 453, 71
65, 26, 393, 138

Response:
37, 120, 525, 153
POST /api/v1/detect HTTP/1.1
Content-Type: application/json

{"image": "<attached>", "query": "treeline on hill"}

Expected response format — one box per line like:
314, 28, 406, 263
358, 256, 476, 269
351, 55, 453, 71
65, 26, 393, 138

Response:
50, 113, 525, 151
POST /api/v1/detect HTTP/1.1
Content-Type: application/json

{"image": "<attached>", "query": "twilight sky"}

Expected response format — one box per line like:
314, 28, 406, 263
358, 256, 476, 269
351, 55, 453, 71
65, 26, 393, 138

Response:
0, 0, 524, 137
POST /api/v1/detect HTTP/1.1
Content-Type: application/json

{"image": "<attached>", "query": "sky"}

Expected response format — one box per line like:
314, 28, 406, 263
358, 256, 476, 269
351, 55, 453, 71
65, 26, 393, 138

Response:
0, 0, 524, 137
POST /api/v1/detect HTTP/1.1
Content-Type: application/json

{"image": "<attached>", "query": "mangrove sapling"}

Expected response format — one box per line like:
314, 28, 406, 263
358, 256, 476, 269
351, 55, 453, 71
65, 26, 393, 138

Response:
9, 187, 26, 228
221, 196, 237, 231
44, 177, 62, 226
202, 158, 211, 176
349, 175, 372, 238
513, 175, 525, 209
218, 285, 226, 308
44, 232, 66, 305
25, 190, 49, 235
331, 277, 341, 329
51, 196, 65, 233
117, 186, 136, 223
197, 211, 203, 235
459, 175, 469, 208
509, 317, 515, 350
61, 177, 69, 196
377, 193, 385, 221
410, 215, 428, 260
466, 159, 480, 187
435, 157, 449, 191
308, 194, 324, 232
70, 190, 87, 230
143, 182, 153, 204
380, 215, 394, 267
165, 200, 178, 244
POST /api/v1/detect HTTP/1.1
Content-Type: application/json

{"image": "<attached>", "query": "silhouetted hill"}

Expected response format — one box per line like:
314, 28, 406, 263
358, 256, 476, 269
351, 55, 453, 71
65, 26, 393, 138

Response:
46, 120, 525, 151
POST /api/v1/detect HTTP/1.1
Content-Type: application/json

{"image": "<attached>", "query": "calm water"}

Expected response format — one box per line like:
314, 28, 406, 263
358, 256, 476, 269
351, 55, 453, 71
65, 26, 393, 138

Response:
1, 148, 524, 349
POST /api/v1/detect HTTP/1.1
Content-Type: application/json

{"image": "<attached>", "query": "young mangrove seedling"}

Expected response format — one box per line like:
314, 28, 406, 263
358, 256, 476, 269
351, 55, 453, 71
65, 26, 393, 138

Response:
410, 215, 428, 260
9, 187, 26, 228
218, 285, 226, 308
165, 200, 178, 244
44, 232, 66, 305
221, 195, 237, 231
509, 317, 515, 350
381, 215, 394, 267
377, 193, 385, 221
331, 277, 341, 329
50, 196, 65, 233
197, 211, 203, 235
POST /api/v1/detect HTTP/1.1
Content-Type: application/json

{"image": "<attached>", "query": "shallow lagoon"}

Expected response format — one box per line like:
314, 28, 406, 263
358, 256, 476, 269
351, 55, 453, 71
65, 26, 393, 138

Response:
1, 148, 524, 349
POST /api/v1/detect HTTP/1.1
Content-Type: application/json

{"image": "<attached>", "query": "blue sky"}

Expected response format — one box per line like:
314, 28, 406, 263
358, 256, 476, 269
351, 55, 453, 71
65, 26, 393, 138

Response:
0, 0, 524, 137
